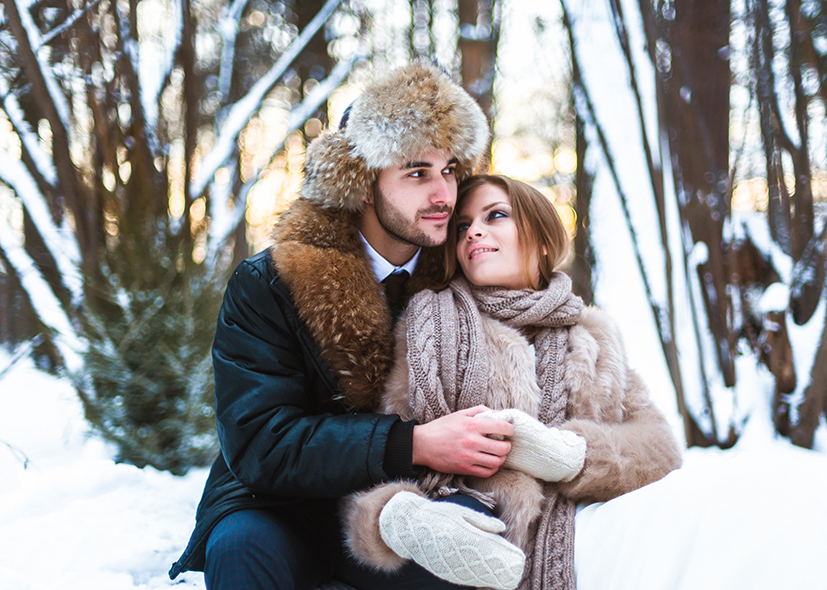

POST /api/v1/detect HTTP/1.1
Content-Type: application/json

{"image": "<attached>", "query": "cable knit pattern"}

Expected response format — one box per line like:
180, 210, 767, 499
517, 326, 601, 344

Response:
379, 491, 526, 589
404, 274, 583, 590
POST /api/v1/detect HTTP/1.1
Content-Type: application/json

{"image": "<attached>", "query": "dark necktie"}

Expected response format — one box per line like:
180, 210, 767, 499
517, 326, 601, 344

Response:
382, 270, 410, 320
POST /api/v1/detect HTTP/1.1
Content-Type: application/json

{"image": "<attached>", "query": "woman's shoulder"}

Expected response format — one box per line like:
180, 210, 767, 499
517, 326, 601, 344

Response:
576, 305, 624, 341
568, 305, 629, 366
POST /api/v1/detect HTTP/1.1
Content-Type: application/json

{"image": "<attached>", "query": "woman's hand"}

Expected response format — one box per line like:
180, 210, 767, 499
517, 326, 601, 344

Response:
477, 408, 586, 482
412, 405, 514, 478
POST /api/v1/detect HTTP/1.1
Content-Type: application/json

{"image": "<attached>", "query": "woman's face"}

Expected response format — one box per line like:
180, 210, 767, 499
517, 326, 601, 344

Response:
455, 183, 539, 289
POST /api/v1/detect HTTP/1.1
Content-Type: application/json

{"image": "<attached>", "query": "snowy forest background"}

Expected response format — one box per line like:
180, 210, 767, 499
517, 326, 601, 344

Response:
2, 0, 827, 588
1, 0, 826, 484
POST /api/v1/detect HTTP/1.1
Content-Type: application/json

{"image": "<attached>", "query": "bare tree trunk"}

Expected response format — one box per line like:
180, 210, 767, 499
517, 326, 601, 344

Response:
755, 0, 793, 257
2, 0, 85, 257
791, 320, 827, 448
0, 258, 32, 347
293, 0, 334, 135
783, 0, 814, 265
658, 0, 736, 446
181, 0, 198, 262
570, 97, 594, 304
458, 0, 498, 127
783, 0, 822, 326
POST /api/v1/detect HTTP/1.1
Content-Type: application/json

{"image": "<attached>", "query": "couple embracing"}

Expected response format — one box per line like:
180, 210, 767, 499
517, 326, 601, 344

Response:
169, 60, 682, 590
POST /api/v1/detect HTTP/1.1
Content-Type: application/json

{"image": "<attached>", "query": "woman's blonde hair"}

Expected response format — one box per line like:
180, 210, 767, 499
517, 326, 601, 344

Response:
443, 174, 570, 289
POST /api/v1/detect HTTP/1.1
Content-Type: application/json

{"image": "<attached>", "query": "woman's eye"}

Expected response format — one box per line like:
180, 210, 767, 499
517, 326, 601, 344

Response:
488, 210, 507, 220
457, 223, 469, 234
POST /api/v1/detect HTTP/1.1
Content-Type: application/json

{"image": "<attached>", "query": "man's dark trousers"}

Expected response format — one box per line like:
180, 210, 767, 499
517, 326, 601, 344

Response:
204, 494, 493, 590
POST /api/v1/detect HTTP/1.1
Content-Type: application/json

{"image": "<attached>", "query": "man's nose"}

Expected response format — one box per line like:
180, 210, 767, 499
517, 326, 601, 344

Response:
430, 175, 454, 205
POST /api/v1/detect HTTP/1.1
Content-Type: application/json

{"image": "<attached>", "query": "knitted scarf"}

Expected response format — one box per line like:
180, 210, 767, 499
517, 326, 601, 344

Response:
405, 274, 584, 590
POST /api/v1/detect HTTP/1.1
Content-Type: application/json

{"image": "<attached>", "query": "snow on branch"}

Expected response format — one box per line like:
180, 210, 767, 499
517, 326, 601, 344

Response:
205, 53, 359, 265
139, 0, 182, 135
0, 150, 83, 306
0, 216, 85, 373
606, 0, 662, 190
191, 0, 345, 200
36, 0, 103, 49
0, 335, 41, 381
205, 160, 243, 267
13, 0, 73, 135
287, 54, 358, 130
217, 0, 252, 100
563, 18, 662, 341
0, 78, 57, 187
199, 55, 359, 272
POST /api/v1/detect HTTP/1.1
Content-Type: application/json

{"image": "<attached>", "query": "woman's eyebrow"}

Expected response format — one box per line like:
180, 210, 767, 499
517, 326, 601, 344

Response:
456, 201, 509, 220
480, 201, 509, 212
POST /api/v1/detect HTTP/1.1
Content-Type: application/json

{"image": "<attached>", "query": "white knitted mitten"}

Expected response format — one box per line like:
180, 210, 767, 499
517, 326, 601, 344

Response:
378, 491, 525, 589
478, 408, 586, 482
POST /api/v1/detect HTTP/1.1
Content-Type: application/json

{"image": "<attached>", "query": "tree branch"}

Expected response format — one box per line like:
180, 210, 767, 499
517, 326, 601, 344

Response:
37, 0, 103, 48
191, 0, 344, 200
0, 215, 86, 373
3, 0, 85, 243
0, 151, 83, 305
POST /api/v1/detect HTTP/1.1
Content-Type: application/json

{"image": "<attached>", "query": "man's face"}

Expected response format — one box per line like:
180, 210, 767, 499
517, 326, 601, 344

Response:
371, 150, 459, 248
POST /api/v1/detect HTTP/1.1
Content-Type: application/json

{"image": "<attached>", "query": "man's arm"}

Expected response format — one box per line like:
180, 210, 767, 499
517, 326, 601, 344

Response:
212, 257, 401, 498
380, 309, 514, 479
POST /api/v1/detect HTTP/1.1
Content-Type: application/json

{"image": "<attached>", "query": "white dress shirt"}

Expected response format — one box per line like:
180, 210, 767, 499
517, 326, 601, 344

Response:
358, 232, 420, 282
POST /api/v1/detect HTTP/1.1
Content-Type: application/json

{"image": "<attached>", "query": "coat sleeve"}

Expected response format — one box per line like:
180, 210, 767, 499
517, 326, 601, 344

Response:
556, 308, 683, 502
212, 256, 400, 498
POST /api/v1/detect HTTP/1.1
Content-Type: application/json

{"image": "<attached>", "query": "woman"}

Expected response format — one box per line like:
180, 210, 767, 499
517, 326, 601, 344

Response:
342, 175, 683, 590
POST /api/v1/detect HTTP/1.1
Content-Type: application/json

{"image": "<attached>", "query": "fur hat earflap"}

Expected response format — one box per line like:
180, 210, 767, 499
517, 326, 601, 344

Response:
301, 60, 490, 211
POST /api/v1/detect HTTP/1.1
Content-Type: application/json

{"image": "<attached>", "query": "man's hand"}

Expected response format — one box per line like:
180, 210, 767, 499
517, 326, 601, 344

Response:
412, 406, 513, 478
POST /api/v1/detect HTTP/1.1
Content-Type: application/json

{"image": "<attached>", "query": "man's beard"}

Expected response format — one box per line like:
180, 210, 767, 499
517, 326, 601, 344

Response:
373, 185, 452, 248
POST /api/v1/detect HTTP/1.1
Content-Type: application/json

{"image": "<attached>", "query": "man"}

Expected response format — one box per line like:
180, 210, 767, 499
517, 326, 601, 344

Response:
169, 61, 519, 589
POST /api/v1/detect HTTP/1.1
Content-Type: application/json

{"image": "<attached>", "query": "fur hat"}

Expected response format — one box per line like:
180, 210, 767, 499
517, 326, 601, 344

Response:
300, 60, 490, 211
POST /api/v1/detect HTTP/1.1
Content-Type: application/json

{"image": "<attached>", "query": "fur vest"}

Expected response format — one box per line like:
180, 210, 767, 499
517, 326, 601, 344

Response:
343, 304, 683, 571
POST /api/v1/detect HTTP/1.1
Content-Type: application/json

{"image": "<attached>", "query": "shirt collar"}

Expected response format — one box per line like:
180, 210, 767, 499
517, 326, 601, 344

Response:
359, 232, 421, 282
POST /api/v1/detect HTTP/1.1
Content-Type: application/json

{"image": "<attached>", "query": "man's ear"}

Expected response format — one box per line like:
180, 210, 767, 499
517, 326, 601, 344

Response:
364, 182, 377, 206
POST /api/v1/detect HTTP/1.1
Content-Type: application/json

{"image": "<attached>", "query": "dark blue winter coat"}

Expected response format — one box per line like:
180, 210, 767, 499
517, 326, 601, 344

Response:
169, 199, 440, 578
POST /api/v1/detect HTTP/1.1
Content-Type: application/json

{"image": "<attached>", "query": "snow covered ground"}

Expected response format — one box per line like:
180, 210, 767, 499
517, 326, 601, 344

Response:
0, 354, 208, 590
1, 346, 826, 590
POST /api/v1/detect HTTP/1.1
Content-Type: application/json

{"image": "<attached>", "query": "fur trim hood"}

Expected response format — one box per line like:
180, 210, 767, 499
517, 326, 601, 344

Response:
301, 60, 490, 211
270, 198, 445, 411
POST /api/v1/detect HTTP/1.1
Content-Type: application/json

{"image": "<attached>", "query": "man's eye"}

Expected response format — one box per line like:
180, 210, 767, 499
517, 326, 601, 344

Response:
442, 166, 456, 175
409, 170, 424, 178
